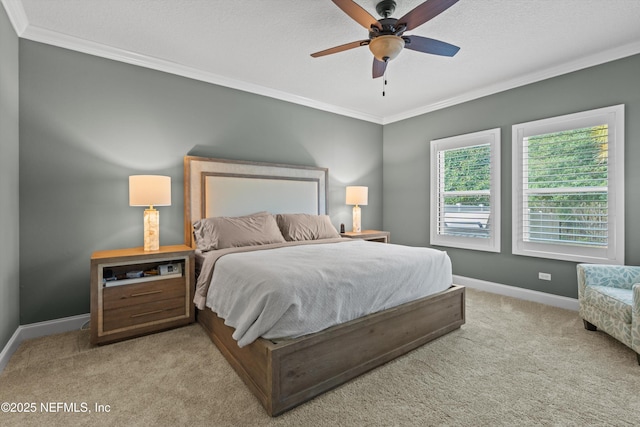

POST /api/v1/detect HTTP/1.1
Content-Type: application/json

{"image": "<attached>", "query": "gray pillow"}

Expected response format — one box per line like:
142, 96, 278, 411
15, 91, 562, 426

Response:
193, 212, 285, 251
276, 214, 340, 241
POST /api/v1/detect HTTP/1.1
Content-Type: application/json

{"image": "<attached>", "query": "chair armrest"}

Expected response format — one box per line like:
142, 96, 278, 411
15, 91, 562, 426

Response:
633, 285, 640, 353
577, 264, 640, 298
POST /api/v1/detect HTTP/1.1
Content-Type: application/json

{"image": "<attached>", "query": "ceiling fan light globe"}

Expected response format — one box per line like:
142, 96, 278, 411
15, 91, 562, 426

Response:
369, 35, 404, 62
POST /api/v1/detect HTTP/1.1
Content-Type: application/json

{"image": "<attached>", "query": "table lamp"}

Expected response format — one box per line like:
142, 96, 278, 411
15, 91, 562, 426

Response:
346, 186, 368, 233
129, 175, 171, 251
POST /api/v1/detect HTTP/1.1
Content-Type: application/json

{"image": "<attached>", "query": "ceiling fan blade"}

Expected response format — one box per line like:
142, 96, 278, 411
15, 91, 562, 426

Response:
404, 35, 460, 57
397, 0, 459, 31
311, 40, 369, 58
331, 0, 381, 30
372, 58, 387, 79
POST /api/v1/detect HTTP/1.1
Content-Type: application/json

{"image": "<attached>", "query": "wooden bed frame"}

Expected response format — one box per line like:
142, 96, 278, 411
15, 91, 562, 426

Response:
184, 156, 466, 416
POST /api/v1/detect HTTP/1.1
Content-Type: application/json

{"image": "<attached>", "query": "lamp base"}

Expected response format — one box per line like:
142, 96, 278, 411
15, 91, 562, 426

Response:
143, 208, 160, 251
352, 205, 362, 233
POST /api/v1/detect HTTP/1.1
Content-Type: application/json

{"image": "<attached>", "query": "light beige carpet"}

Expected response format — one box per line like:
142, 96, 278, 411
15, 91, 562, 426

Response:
1, 288, 639, 426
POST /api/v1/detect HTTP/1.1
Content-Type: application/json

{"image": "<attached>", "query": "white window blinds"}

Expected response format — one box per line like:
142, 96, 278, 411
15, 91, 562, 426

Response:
437, 144, 491, 237
430, 128, 501, 252
523, 126, 608, 246
512, 105, 624, 264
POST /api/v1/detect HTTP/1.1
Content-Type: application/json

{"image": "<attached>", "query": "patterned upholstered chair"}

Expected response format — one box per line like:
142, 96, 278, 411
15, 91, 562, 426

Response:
577, 264, 640, 364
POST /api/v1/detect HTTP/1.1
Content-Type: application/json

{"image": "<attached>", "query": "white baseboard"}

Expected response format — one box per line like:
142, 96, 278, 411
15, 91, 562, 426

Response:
455, 275, 579, 311
0, 313, 90, 373
0, 327, 22, 373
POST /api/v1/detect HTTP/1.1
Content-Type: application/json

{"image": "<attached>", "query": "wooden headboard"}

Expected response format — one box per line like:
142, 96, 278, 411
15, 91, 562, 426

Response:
183, 156, 329, 247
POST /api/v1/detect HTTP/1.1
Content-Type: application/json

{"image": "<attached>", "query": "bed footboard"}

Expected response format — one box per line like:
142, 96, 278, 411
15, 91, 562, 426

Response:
198, 285, 465, 416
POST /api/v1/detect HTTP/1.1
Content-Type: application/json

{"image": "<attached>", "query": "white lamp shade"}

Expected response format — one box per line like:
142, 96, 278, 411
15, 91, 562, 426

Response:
346, 186, 368, 206
129, 175, 171, 207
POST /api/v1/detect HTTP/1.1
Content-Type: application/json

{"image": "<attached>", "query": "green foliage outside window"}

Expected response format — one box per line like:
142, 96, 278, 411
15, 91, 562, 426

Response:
443, 144, 490, 206
527, 125, 608, 189
440, 126, 609, 246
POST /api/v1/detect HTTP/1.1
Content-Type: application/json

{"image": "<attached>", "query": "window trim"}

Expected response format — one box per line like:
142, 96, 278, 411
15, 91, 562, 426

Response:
430, 128, 501, 252
511, 104, 625, 264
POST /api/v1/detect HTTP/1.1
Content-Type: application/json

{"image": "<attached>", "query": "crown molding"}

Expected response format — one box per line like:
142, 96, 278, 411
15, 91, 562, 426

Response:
5, 1, 639, 126
18, 24, 384, 124
1, 0, 28, 35
383, 39, 640, 124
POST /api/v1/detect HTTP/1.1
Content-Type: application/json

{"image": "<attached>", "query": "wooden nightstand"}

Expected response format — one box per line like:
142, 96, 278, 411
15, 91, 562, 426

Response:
90, 245, 195, 345
340, 230, 390, 243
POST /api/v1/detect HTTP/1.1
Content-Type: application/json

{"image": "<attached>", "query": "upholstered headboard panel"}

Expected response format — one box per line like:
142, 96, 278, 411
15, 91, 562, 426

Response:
183, 156, 328, 247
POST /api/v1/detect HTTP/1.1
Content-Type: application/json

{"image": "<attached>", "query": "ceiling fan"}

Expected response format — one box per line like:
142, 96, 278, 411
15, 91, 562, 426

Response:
311, 0, 461, 79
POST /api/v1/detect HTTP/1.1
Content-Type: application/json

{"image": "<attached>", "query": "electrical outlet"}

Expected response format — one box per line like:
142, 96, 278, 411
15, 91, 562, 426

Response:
538, 272, 551, 281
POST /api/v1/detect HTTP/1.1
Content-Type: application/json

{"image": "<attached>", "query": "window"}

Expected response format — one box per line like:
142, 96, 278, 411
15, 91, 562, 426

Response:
512, 104, 624, 264
430, 128, 501, 252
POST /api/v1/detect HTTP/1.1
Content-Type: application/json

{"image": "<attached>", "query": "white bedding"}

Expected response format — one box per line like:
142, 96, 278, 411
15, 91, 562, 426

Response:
204, 239, 453, 347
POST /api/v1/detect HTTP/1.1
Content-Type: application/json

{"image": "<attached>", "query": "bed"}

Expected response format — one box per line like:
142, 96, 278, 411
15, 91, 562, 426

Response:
184, 155, 465, 416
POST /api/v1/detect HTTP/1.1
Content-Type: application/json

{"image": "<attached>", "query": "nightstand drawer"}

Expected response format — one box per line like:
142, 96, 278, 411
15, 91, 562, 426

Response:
103, 277, 185, 310
103, 296, 187, 331
91, 245, 195, 345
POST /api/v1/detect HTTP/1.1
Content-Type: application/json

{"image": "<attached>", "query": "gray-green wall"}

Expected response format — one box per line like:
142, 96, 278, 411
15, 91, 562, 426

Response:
19, 40, 383, 324
0, 5, 20, 350
9, 32, 640, 329
383, 53, 640, 299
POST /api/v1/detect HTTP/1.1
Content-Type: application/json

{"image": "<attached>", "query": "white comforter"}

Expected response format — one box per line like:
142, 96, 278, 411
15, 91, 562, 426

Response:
205, 239, 452, 347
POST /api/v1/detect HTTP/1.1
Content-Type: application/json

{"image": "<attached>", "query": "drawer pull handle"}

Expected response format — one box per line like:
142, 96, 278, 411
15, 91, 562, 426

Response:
130, 309, 164, 318
130, 290, 163, 297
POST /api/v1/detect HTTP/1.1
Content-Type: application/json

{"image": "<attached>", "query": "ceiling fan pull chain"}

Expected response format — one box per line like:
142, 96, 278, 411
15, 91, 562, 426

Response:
382, 64, 388, 96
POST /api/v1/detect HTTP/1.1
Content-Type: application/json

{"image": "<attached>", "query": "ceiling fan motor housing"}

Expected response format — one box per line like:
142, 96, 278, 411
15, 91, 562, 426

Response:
368, 17, 407, 62
369, 17, 406, 38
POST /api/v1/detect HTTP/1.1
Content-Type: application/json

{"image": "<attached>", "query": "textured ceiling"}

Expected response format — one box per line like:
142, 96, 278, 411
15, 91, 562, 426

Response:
5, 0, 640, 123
